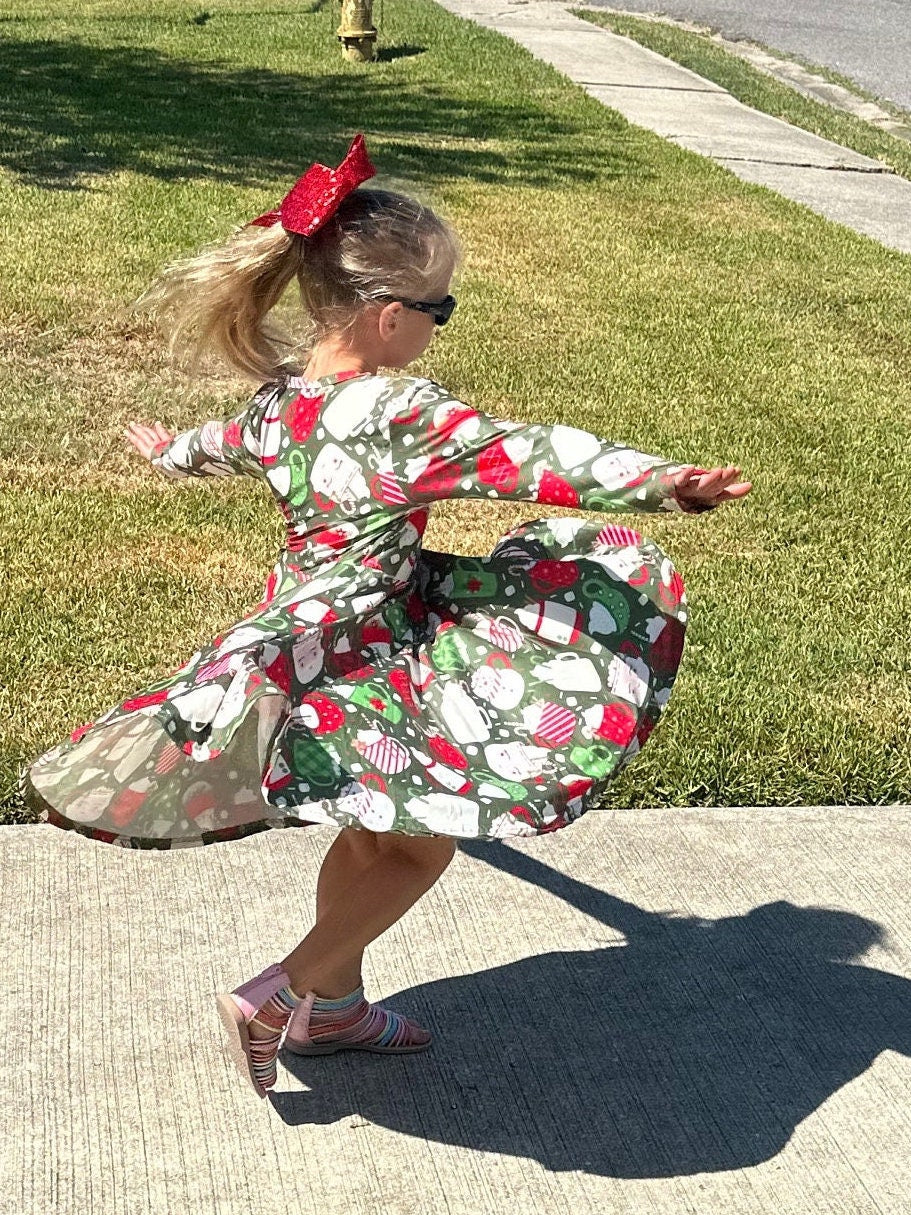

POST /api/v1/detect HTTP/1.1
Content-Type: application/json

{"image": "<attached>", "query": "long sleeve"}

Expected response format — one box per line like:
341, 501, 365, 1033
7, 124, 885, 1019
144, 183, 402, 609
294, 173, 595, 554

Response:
387, 378, 714, 515
149, 382, 279, 480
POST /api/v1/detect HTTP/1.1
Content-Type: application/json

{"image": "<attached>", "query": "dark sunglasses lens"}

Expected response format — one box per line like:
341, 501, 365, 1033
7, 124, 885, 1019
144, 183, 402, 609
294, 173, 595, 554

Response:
434, 296, 456, 325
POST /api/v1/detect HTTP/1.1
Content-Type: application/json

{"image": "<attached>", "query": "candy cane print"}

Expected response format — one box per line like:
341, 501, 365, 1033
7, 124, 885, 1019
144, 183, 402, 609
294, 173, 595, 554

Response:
260, 395, 283, 466
521, 700, 577, 747
472, 615, 523, 653
354, 729, 411, 773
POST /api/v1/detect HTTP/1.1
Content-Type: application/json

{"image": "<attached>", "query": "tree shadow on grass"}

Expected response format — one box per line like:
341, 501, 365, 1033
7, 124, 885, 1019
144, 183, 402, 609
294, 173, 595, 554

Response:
375, 43, 427, 61
0, 37, 651, 190
275, 841, 911, 1178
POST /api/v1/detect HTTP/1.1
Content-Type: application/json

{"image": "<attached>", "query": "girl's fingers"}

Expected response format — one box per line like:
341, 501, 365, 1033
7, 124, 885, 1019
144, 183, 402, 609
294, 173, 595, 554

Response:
724, 482, 752, 497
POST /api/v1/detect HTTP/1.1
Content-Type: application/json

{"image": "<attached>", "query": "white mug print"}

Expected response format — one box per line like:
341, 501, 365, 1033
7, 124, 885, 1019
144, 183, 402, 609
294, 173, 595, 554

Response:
591, 448, 662, 491
438, 683, 493, 743
321, 381, 378, 440
469, 661, 526, 710
336, 780, 397, 831
547, 425, 603, 470
606, 653, 650, 706
215, 625, 267, 657
532, 653, 602, 692
483, 742, 551, 781
266, 463, 291, 497
169, 684, 225, 732
311, 443, 370, 511
405, 792, 480, 837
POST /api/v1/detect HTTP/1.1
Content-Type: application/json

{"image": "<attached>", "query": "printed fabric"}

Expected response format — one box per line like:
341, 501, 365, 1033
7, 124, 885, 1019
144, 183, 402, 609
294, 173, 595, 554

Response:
20, 371, 711, 847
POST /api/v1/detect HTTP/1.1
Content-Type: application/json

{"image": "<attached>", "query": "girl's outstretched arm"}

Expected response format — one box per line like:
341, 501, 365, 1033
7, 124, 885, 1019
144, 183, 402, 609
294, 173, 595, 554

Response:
127, 383, 280, 480
388, 379, 750, 514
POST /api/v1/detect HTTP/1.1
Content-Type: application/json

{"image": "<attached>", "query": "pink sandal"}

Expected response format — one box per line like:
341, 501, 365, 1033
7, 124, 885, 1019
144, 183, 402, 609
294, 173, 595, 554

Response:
215, 962, 301, 1097
283, 985, 432, 1056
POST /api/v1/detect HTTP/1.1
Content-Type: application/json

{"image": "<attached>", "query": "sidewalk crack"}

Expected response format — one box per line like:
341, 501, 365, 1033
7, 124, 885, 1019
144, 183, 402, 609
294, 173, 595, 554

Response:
716, 155, 894, 174
580, 81, 724, 92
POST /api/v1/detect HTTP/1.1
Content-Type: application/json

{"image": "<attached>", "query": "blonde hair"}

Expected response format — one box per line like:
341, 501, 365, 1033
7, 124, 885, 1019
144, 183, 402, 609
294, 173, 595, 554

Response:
136, 188, 461, 384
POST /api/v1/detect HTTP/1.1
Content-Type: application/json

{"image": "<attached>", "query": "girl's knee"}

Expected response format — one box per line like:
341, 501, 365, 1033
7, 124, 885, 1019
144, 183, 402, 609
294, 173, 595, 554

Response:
375, 831, 456, 872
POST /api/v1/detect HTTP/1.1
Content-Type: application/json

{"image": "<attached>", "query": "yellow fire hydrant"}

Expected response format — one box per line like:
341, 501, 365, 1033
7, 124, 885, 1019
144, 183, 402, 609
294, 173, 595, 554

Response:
337, 0, 377, 62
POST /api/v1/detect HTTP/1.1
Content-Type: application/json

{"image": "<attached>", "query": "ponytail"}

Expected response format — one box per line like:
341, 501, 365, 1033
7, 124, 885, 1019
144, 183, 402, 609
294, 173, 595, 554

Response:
136, 222, 307, 384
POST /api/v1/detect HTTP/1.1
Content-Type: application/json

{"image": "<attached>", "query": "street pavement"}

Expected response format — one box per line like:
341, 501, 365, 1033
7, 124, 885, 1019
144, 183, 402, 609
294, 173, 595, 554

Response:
435, 0, 911, 255
581, 0, 911, 115
4, 808, 910, 1214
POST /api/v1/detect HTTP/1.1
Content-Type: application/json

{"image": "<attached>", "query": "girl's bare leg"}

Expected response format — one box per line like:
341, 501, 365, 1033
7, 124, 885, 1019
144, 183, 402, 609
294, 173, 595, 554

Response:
311, 827, 384, 993
246, 831, 456, 1041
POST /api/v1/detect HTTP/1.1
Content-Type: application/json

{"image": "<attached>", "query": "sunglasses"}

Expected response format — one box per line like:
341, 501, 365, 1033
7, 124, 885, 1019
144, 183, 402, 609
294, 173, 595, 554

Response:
381, 294, 457, 326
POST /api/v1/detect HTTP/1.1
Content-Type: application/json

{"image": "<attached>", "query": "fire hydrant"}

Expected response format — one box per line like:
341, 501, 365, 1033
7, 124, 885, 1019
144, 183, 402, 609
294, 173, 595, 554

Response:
337, 0, 377, 62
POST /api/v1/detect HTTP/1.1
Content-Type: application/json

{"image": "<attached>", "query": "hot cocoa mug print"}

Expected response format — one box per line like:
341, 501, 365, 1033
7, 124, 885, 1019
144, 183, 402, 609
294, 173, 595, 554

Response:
469, 654, 525, 710
531, 653, 602, 692
471, 615, 523, 653
483, 741, 551, 782
349, 681, 404, 724
337, 774, 396, 831
310, 443, 370, 513
438, 682, 493, 743
448, 559, 499, 601
405, 791, 480, 837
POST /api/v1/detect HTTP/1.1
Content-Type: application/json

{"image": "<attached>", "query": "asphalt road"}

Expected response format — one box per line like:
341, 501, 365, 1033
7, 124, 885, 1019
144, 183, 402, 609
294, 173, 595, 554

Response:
586, 0, 911, 113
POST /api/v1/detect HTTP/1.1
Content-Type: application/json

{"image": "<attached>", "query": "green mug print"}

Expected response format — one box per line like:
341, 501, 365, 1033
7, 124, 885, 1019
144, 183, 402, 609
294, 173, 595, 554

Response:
569, 742, 618, 779
430, 629, 473, 673
349, 681, 404, 724
291, 734, 343, 790
581, 581, 631, 633
285, 449, 309, 507
449, 559, 498, 600
473, 769, 527, 799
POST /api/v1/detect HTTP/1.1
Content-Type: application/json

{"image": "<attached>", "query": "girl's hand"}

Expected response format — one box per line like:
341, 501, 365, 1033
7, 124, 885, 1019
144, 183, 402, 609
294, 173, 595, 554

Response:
123, 421, 175, 461
673, 464, 752, 511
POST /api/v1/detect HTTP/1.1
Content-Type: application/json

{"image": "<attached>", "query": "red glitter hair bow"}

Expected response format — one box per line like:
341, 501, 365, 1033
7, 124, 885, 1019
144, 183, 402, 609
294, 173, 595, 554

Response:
247, 134, 377, 238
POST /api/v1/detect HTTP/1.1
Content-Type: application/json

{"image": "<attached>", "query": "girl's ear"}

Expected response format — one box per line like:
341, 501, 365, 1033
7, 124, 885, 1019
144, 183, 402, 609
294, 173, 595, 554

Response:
377, 301, 402, 341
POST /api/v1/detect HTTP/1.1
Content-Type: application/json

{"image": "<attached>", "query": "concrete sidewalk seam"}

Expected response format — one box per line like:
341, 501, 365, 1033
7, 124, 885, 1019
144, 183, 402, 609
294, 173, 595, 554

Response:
576, 81, 725, 92
712, 157, 894, 174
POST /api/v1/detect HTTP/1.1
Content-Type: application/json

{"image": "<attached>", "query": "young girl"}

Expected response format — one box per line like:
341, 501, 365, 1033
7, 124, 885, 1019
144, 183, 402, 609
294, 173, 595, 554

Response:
19, 135, 751, 1099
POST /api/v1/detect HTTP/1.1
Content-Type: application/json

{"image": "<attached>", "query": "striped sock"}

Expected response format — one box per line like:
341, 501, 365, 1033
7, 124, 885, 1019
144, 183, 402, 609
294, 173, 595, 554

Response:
307, 986, 431, 1050
248, 985, 301, 1091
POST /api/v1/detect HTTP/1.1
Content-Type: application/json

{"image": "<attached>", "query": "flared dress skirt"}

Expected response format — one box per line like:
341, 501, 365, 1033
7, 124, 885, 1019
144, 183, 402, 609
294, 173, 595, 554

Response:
20, 372, 697, 847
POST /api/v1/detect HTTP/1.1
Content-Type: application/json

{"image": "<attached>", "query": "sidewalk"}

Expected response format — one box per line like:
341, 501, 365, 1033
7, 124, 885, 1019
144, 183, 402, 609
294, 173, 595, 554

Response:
434, 0, 911, 255
4, 807, 910, 1214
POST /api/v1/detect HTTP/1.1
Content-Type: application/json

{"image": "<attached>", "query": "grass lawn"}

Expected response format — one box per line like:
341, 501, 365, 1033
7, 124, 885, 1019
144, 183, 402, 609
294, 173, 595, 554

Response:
2, 0, 910, 820
574, 8, 911, 183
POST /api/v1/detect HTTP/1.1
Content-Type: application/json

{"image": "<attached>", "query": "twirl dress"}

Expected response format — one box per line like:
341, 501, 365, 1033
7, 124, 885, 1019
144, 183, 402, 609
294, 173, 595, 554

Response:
20, 371, 709, 848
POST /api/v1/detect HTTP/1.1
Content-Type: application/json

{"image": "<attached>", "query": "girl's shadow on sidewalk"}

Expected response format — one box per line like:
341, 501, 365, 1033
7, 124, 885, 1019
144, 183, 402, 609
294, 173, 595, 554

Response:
275, 842, 911, 1178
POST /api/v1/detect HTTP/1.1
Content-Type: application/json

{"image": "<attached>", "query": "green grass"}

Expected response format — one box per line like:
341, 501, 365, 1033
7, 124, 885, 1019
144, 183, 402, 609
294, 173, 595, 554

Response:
2, 0, 911, 820
574, 9, 911, 183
